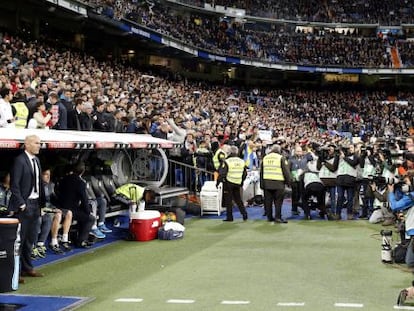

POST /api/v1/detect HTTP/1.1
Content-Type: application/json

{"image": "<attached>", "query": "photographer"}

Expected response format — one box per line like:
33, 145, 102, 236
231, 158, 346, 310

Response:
359, 145, 377, 219
336, 144, 360, 220
388, 172, 414, 267
368, 181, 395, 225
301, 160, 326, 220
317, 144, 339, 220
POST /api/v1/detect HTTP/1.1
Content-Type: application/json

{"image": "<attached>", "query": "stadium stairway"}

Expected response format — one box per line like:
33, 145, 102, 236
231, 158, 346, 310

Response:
390, 46, 402, 68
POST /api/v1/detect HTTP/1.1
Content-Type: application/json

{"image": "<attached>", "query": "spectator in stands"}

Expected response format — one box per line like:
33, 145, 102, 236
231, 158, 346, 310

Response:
0, 87, 15, 128
67, 97, 84, 130
25, 87, 38, 121
92, 100, 109, 131
31, 101, 52, 129
48, 91, 67, 130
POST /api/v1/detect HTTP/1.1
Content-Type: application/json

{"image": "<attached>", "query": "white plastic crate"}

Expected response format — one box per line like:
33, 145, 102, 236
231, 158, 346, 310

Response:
200, 182, 224, 216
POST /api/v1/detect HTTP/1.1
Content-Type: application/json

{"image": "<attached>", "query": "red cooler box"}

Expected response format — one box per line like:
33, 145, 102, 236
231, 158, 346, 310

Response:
129, 211, 161, 241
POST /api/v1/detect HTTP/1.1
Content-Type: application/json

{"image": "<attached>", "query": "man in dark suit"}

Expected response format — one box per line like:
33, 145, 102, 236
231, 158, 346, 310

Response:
9, 134, 45, 279
56, 162, 95, 248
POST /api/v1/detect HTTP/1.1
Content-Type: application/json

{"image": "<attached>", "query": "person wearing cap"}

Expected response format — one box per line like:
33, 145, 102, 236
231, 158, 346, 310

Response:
217, 146, 248, 222
260, 144, 291, 223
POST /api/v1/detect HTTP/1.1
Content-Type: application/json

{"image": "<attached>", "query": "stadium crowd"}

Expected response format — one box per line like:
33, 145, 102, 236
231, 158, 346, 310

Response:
85, 0, 412, 68
161, 0, 414, 25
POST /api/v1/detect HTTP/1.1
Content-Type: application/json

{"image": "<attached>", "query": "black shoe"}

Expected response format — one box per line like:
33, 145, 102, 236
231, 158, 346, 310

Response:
304, 215, 312, 220
291, 211, 300, 216
223, 219, 233, 222
61, 242, 72, 252
243, 214, 248, 221
358, 214, 368, 220
275, 218, 288, 224
78, 241, 93, 248
50, 244, 64, 254
267, 217, 275, 222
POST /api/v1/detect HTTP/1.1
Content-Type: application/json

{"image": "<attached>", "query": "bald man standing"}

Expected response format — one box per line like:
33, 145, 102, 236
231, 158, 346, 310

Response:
9, 135, 45, 279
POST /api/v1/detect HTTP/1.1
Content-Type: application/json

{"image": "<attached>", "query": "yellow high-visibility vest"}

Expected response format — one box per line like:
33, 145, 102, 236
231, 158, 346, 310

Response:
262, 153, 284, 181
213, 148, 226, 170
11, 102, 28, 128
225, 157, 245, 184
115, 183, 145, 202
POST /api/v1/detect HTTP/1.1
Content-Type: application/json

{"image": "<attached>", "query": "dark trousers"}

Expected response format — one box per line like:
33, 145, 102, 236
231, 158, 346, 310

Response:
18, 199, 40, 273
302, 183, 326, 217
291, 181, 302, 211
264, 188, 285, 220
72, 210, 95, 243
222, 182, 247, 220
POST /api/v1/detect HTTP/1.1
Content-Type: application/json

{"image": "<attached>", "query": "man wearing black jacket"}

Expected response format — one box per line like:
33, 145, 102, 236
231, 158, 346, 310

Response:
56, 162, 95, 248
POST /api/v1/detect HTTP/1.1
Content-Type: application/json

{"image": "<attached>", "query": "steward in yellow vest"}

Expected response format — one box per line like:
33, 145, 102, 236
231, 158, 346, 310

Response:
217, 145, 248, 221
11, 101, 29, 128
260, 144, 291, 223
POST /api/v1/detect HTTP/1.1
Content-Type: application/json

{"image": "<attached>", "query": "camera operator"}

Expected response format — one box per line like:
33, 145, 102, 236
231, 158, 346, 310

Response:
367, 180, 395, 225
317, 144, 339, 220
359, 145, 377, 219
301, 160, 326, 220
336, 144, 360, 220
388, 172, 414, 267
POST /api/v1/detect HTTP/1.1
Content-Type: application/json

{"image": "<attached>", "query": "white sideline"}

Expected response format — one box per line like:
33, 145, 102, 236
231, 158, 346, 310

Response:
221, 300, 250, 305
166, 299, 195, 304
334, 303, 364, 308
115, 298, 143, 302
394, 306, 414, 310
277, 302, 305, 306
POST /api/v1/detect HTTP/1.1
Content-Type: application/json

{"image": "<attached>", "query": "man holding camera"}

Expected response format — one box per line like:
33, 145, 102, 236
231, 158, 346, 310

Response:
336, 144, 360, 220
388, 172, 414, 267
317, 144, 339, 220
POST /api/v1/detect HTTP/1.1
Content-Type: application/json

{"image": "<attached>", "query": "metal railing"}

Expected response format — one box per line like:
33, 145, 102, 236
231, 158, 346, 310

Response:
166, 158, 215, 193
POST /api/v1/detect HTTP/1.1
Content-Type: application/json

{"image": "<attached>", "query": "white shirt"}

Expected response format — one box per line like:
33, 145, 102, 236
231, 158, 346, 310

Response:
25, 151, 40, 199
0, 98, 15, 128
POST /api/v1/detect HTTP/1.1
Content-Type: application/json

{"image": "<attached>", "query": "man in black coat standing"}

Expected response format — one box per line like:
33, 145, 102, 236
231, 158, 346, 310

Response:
9, 135, 45, 279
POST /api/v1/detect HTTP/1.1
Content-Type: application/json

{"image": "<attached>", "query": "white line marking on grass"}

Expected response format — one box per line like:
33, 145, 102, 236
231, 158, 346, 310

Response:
167, 299, 195, 304
221, 300, 250, 305
277, 302, 305, 307
115, 298, 143, 302
334, 303, 364, 308
394, 306, 414, 310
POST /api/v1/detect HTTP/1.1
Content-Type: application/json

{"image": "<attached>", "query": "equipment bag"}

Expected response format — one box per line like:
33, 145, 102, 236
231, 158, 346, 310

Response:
393, 243, 408, 264
158, 227, 184, 240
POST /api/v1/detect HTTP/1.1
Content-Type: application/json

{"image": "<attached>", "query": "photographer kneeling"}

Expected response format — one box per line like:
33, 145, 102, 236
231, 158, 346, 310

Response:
388, 171, 414, 267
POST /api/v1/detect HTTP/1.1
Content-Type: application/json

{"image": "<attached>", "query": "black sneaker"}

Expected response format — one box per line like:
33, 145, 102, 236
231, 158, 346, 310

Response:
50, 244, 64, 254
61, 242, 72, 252
81, 241, 93, 248
275, 218, 288, 224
